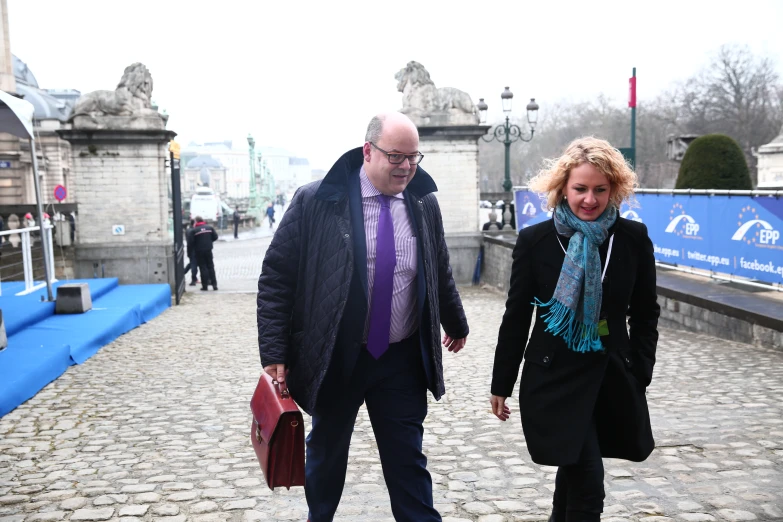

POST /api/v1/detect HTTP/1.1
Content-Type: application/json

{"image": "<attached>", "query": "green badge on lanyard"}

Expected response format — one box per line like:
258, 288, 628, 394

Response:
598, 319, 609, 337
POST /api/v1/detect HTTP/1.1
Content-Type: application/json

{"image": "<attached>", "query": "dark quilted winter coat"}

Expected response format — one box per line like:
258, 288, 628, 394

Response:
257, 147, 469, 415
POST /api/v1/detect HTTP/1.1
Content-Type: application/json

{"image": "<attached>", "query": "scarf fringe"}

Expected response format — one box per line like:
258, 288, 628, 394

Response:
533, 297, 604, 353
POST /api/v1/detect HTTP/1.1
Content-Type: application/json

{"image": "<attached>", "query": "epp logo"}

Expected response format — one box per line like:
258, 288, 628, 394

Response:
518, 194, 538, 217
732, 206, 779, 245
621, 210, 643, 223
665, 203, 700, 236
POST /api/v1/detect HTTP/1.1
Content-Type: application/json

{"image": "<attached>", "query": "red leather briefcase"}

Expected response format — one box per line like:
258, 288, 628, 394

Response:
250, 372, 305, 490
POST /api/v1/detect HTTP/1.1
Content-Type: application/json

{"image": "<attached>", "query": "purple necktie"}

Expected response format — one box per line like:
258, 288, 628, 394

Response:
366, 195, 396, 359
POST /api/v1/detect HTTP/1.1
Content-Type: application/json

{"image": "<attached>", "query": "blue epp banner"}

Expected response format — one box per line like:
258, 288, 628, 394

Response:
514, 189, 783, 284
514, 189, 551, 230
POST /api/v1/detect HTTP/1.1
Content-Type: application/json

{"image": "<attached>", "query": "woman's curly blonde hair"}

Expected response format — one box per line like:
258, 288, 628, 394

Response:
529, 137, 638, 210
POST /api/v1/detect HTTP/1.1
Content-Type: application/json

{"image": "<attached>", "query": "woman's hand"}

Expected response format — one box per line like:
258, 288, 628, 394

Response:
490, 395, 511, 421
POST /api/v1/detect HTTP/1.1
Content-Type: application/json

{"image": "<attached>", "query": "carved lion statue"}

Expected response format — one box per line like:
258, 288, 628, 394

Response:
70, 63, 159, 125
395, 61, 477, 125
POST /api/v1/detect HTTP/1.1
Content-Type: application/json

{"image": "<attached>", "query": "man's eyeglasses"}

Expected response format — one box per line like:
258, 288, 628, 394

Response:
370, 142, 424, 165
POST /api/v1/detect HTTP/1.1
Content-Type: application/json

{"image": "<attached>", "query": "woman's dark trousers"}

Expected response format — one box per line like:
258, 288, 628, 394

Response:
550, 418, 605, 521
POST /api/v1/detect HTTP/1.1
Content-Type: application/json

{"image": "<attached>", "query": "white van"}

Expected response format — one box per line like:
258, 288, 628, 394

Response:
190, 187, 222, 222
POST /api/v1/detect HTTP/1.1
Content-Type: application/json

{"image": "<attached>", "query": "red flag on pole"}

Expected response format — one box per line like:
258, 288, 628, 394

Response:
628, 76, 637, 108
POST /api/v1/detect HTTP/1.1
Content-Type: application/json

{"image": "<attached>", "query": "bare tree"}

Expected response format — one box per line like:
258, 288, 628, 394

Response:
679, 45, 783, 184
478, 44, 783, 192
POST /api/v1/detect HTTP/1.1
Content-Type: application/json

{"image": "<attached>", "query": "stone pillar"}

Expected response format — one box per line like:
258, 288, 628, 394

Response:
757, 126, 783, 189
0, 0, 14, 94
0, 0, 25, 205
418, 125, 490, 284
57, 129, 177, 291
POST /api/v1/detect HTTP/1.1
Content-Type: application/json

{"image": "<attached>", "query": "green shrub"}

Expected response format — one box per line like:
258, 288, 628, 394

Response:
675, 134, 752, 190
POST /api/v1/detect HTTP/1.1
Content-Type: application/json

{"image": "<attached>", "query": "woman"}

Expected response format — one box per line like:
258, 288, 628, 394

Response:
490, 137, 660, 521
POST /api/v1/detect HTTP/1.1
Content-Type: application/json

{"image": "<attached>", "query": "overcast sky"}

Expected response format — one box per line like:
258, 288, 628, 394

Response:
9, 0, 783, 170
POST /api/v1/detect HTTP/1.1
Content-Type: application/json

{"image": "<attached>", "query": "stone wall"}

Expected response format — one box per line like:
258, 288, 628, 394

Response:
659, 296, 783, 351
418, 137, 480, 234
58, 129, 177, 290
481, 234, 515, 294
418, 125, 490, 284
66, 137, 170, 245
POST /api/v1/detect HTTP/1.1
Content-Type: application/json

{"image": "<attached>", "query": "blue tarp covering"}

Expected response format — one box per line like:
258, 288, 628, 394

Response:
1, 278, 119, 337
0, 280, 171, 417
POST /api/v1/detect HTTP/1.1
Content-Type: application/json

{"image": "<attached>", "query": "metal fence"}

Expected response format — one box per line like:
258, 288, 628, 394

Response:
0, 225, 56, 296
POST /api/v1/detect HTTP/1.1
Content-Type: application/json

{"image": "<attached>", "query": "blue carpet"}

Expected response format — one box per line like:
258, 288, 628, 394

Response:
0, 281, 171, 417
0, 279, 119, 337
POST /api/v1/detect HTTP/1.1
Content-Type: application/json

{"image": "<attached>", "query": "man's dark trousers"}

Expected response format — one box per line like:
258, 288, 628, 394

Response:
304, 334, 440, 522
196, 250, 217, 289
233, 221, 239, 239
188, 256, 198, 283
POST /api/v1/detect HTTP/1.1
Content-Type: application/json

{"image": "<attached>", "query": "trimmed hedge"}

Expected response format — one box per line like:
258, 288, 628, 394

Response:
675, 134, 752, 190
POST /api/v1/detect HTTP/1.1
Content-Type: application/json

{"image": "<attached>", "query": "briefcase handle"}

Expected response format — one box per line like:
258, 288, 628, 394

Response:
272, 379, 290, 399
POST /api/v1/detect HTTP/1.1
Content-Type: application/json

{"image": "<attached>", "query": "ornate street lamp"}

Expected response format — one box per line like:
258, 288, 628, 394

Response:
246, 134, 262, 225
479, 87, 539, 193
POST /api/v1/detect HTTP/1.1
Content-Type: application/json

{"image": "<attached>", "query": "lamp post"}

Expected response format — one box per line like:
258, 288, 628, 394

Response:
478, 87, 538, 230
246, 134, 262, 226
479, 87, 539, 192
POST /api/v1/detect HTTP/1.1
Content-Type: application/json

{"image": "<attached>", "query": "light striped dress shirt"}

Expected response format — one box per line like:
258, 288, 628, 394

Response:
360, 168, 419, 343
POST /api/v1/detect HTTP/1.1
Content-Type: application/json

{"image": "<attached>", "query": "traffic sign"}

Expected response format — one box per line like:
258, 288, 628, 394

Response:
112, 225, 125, 236
54, 184, 67, 202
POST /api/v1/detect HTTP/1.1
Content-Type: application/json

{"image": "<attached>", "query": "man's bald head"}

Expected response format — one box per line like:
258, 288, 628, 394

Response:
365, 112, 418, 143
362, 112, 421, 196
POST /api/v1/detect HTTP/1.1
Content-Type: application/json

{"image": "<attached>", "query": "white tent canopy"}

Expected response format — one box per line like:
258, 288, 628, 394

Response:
0, 89, 34, 139
0, 89, 54, 300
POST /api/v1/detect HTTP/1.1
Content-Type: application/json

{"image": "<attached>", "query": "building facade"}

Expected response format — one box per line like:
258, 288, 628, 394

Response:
0, 55, 78, 206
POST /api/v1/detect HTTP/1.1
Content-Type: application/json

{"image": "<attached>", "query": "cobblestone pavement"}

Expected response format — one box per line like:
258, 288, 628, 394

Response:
1, 236, 782, 521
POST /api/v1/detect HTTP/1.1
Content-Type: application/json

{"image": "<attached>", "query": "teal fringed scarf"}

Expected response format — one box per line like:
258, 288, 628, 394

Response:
534, 203, 617, 353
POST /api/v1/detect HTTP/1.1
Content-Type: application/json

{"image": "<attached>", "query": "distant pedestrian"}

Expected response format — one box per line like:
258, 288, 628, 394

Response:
187, 216, 218, 291
266, 203, 275, 229
233, 209, 240, 239
185, 224, 199, 287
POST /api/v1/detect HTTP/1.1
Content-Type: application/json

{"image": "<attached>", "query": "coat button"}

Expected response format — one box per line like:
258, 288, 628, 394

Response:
418, 200, 423, 204
625, 357, 630, 364
344, 233, 349, 238
542, 356, 550, 363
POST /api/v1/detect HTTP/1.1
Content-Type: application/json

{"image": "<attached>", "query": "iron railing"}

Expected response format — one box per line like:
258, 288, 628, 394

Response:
0, 225, 56, 296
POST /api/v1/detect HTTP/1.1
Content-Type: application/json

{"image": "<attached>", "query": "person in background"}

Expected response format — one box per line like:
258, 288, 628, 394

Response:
266, 202, 275, 229
185, 222, 199, 287
490, 137, 659, 521
187, 216, 218, 291
233, 209, 240, 239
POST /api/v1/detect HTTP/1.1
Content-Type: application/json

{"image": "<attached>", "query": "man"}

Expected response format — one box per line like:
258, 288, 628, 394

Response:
185, 221, 199, 287
233, 209, 240, 239
187, 216, 218, 291
257, 112, 469, 522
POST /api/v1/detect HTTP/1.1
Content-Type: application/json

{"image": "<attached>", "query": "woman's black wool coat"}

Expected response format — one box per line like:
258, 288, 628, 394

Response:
491, 216, 660, 466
